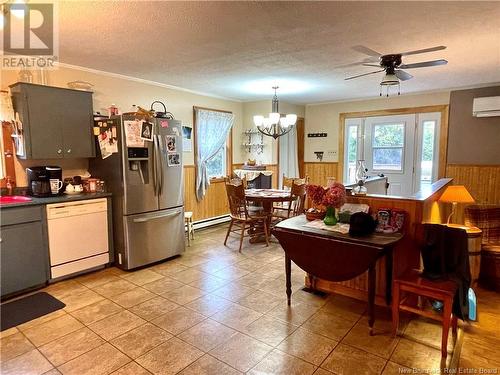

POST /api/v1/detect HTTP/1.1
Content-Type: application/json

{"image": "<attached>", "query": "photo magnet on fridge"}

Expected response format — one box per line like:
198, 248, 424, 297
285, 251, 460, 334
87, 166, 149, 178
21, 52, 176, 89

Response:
166, 135, 177, 153
140, 121, 154, 141
167, 153, 181, 166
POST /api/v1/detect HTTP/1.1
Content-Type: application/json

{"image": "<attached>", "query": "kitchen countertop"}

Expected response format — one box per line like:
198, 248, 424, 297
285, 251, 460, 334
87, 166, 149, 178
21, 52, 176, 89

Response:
0, 192, 112, 208
344, 175, 388, 189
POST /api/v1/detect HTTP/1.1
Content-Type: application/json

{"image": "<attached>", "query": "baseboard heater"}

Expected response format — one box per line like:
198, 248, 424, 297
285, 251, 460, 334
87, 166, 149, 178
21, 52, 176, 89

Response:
191, 214, 230, 230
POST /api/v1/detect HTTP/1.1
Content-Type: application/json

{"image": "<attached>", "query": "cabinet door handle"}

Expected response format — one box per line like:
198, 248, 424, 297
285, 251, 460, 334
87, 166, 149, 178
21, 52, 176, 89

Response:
57, 149, 62, 154
67, 149, 72, 153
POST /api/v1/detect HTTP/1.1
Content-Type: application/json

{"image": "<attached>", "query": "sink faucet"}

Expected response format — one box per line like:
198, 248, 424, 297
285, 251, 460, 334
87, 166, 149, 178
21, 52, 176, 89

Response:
6, 177, 13, 196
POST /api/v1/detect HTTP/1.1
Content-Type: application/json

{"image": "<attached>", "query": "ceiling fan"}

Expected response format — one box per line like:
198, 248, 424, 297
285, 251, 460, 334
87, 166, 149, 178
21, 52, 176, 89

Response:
345, 45, 448, 96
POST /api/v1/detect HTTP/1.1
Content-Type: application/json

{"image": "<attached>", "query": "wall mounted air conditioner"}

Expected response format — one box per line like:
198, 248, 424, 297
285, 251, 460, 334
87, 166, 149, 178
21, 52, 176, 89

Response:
472, 96, 500, 117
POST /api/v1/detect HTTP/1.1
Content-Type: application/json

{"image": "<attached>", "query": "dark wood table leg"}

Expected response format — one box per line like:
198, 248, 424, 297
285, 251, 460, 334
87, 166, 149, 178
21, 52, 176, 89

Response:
285, 254, 292, 306
368, 264, 376, 336
385, 249, 393, 306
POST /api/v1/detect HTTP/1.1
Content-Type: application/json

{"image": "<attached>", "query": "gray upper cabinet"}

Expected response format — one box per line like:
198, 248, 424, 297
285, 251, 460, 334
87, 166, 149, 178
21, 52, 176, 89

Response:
9, 83, 96, 159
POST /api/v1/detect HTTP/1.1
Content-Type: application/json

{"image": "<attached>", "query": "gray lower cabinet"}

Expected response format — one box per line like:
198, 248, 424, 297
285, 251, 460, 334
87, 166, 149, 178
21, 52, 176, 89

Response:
1, 206, 49, 297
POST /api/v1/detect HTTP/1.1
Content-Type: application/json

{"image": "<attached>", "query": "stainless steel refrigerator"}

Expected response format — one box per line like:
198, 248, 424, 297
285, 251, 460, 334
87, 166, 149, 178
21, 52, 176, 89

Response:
89, 115, 184, 270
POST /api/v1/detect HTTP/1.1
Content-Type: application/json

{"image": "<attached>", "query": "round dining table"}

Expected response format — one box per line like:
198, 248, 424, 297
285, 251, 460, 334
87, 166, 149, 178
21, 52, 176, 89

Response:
245, 188, 292, 243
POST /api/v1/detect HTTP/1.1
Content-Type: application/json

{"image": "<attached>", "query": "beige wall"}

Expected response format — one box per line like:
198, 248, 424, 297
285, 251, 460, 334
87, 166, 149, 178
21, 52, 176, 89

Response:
448, 86, 500, 165
1, 65, 245, 186
241, 100, 305, 165
304, 91, 451, 162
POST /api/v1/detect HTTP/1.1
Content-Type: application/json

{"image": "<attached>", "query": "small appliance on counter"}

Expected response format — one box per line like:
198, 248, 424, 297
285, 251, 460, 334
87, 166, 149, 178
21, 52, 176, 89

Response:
26, 166, 63, 197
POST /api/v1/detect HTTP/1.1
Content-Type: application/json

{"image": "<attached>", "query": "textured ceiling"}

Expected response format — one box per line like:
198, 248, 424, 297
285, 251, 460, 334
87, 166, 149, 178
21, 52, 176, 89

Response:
58, 1, 500, 103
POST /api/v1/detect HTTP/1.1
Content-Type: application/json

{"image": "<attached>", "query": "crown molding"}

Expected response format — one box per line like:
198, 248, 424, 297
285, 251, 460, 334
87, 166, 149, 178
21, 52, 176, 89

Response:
56, 62, 242, 103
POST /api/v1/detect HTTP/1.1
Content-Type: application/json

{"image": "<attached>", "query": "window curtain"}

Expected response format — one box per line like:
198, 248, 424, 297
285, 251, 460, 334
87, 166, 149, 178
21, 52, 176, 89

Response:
195, 108, 234, 201
278, 125, 299, 187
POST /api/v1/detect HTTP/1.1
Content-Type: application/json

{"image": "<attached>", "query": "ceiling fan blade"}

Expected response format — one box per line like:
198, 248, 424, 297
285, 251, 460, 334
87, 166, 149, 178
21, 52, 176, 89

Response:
362, 63, 381, 67
399, 59, 448, 69
399, 45, 447, 56
352, 45, 382, 58
345, 70, 385, 81
395, 70, 413, 81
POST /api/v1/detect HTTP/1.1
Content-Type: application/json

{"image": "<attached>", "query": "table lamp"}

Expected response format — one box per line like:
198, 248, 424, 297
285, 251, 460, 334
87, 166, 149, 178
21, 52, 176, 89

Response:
439, 185, 475, 224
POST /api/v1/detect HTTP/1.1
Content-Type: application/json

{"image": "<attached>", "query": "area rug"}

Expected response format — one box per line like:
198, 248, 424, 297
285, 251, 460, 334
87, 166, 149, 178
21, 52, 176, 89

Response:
1, 292, 66, 331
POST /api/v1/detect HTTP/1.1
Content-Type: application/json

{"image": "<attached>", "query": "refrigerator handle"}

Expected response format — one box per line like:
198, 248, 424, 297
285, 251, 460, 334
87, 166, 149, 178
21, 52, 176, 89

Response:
152, 133, 157, 196
157, 135, 164, 195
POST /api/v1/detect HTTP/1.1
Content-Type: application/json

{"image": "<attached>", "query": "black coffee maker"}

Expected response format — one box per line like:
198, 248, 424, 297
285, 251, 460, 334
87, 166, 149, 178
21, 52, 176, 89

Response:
26, 166, 63, 197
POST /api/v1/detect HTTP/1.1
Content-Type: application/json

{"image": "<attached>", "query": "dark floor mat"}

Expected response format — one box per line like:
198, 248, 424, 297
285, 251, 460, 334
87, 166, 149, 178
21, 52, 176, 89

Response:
1, 292, 66, 331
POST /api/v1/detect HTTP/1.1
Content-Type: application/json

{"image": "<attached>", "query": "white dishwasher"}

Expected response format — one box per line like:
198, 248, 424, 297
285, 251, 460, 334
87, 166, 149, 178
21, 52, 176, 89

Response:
46, 198, 109, 279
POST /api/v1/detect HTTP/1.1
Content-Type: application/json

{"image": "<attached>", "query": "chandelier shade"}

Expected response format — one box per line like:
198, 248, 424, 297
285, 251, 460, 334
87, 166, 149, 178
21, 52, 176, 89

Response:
253, 86, 297, 139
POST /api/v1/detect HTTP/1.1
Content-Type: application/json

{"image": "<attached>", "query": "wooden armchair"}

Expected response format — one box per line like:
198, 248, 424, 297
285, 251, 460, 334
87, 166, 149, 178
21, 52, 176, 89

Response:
224, 182, 270, 252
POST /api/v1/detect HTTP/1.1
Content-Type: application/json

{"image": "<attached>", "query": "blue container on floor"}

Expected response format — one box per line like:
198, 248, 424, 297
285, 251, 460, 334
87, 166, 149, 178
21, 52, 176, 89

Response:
468, 288, 477, 321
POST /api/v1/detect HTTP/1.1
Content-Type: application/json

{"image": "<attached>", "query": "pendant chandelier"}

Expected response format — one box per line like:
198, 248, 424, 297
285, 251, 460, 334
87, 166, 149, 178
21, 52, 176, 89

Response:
253, 86, 297, 139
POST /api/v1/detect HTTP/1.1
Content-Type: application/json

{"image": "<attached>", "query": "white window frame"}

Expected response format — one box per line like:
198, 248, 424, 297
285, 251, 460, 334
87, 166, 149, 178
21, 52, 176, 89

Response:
343, 118, 364, 184
413, 112, 441, 192
369, 121, 406, 174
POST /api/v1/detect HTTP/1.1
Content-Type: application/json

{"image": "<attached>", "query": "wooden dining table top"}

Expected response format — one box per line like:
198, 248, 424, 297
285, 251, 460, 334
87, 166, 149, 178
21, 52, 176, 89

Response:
245, 188, 291, 201
274, 214, 404, 248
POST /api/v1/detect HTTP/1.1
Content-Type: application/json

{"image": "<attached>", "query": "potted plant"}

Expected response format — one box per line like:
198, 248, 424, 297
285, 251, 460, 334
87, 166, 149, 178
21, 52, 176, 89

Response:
306, 183, 347, 225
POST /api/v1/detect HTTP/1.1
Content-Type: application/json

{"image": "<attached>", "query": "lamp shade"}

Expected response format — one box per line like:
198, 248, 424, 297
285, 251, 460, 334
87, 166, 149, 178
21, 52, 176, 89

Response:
286, 113, 297, 125
253, 115, 264, 126
269, 112, 280, 124
439, 185, 475, 203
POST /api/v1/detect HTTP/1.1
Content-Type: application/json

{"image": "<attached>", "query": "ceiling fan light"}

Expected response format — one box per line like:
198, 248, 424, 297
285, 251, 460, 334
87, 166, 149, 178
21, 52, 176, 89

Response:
286, 114, 297, 125
253, 115, 264, 126
269, 112, 280, 124
380, 73, 399, 86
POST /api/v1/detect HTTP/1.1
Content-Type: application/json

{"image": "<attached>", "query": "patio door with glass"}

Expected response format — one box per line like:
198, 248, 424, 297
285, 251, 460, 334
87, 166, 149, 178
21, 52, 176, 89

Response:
344, 112, 441, 196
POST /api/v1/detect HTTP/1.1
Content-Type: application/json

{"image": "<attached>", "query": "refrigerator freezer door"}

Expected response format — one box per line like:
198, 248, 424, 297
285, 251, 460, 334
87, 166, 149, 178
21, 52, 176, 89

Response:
156, 119, 184, 210
121, 206, 185, 269
121, 116, 158, 215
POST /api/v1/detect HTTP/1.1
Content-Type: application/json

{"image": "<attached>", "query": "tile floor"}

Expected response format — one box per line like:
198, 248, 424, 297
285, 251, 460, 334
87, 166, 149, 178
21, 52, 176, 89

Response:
1, 224, 499, 375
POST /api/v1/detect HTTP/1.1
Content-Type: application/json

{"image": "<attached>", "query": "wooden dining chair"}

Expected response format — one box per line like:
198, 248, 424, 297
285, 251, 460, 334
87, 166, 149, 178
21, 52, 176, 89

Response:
392, 224, 469, 359
224, 182, 270, 252
225, 175, 248, 189
282, 174, 309, 190
276, 175, 308, 213
272, 181, 307, 223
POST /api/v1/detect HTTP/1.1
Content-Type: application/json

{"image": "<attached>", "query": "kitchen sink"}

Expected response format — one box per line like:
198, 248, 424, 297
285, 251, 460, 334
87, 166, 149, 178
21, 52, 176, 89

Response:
0, 195, 33, 205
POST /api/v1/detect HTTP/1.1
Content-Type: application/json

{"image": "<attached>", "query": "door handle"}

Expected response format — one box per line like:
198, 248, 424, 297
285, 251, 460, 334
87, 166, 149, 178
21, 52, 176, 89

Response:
133, 209, 182, 223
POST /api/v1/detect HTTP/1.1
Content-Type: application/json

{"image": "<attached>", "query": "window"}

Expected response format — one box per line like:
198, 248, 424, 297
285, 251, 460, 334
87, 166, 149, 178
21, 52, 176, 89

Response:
346, 125, 359, 183
206, 144, 227, 179
194, 107, 234, 200
372, 123, 405, 171
420, 120, 436, 186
